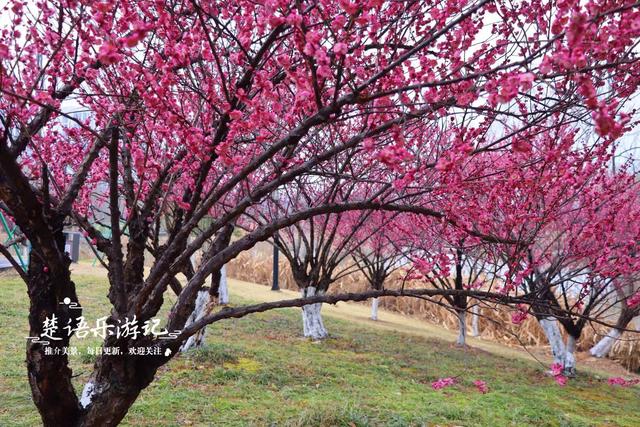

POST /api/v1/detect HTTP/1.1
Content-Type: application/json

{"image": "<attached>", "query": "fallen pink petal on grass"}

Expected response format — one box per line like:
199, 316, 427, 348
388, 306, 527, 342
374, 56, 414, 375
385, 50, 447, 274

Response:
431, 377, 456, 390
473, 380, 489, 394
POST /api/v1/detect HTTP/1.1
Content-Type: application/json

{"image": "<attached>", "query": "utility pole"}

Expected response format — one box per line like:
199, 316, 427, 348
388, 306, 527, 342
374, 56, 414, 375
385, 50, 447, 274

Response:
271, 242, 280, 291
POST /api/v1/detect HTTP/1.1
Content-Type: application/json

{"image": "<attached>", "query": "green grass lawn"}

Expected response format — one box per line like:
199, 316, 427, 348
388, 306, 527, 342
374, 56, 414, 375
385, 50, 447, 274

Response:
1, 272, 639, 426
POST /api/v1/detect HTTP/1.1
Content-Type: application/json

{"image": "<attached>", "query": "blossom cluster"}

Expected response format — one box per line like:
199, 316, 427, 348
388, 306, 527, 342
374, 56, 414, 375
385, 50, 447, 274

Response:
550, 363, 568, 386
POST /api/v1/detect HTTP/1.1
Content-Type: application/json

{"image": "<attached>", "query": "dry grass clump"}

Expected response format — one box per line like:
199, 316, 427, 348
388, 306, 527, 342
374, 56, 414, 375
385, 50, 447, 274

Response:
373, 280, 548, 347
612, 339, 640, 372
227, 249, 298, 291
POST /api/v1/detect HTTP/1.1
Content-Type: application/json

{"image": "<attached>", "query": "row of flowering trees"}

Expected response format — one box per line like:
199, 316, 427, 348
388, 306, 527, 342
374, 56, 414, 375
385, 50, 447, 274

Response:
262, 158, 640, 373
1, 0, 640, 425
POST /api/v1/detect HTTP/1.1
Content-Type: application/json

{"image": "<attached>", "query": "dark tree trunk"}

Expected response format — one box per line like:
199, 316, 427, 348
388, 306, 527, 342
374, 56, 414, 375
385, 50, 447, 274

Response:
25, 229, 82, 427
123, 218, 147, 296
1, 145, 85, 425
77, 338, 167, 427
453, 249, 467, 346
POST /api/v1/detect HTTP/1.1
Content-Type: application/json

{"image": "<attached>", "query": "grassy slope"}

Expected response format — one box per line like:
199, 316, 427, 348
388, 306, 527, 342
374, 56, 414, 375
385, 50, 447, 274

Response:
0, 272, 639, 427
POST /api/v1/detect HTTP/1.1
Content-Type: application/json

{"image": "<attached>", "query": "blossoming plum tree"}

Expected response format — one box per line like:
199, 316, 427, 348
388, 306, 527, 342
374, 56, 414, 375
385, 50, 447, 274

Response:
500, 166, 640, 373
408, 220, 502, 347
349, 211, 413, 320
250, 176, 385, 339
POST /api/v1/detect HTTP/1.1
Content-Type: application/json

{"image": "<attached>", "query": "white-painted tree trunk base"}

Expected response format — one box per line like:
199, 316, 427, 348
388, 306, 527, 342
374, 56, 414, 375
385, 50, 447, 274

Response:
80, 381, 97, 408
190, 251, 198, 270
564, 335, 577, 377
539, 317, 566, 366
180, 289, 211, 352
456, 311, 466, 346
301, 287, 328, 340
371, 297, 379, 321
218, 264, 229, 305
471, 305, 480, 337
589, 329, 621, 358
